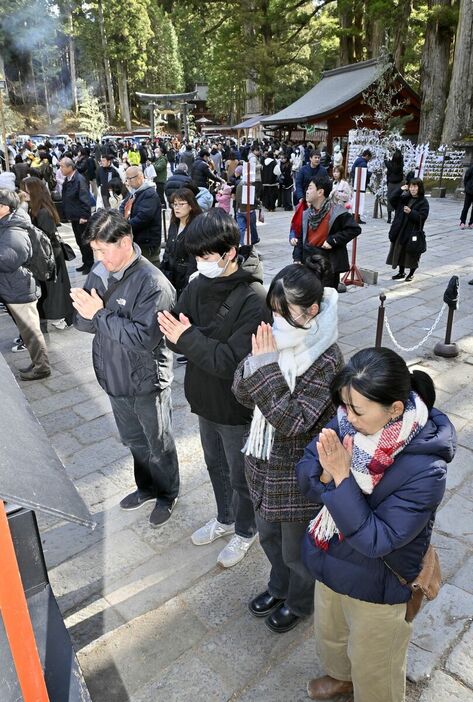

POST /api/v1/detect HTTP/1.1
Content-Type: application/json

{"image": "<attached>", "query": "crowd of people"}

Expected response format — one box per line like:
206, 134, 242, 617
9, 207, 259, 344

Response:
0, 132, 459, 702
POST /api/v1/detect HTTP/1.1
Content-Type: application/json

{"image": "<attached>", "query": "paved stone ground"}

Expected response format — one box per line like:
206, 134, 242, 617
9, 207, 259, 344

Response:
1, 194, 472, 702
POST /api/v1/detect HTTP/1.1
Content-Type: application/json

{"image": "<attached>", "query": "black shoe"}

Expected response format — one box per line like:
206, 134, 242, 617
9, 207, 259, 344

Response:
358, 218, 366, 224
265, 602, 300, 633
120, 490, 155, 511
76, 264, 86, 272
149, 497, 178, 528
469, 280, 473, 286
19, 367, 51, 381
392, 272, 406, 280
405, 274, 414, 282
176, 356, 188, 365
249, 591, 285, 618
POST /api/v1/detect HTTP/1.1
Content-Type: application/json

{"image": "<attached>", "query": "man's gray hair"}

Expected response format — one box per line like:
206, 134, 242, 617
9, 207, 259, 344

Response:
60, 156, 76, 169
175, 163, 188, 174
0, 188, 20, 212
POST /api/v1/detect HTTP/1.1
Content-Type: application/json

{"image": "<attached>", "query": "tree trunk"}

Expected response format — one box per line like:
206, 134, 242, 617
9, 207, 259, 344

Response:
442, 0, 473, 143
40, 55, 51, 126
0, 55, 9, 99
117, 61, 132, 130
391, 0, 412, 70
98, 0, 116, 121
353, 0, 364, 61
29, 54, 39, 107
338, 0, 354, 65
419, 0, 454, 146
68, 12, 78, 114
370, 19, 384, 59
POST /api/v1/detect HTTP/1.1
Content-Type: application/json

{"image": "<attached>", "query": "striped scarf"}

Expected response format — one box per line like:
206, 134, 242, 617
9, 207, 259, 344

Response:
308, 391, 428, 550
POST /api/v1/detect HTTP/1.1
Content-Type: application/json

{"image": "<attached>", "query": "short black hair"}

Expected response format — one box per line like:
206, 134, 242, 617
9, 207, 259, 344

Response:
185, 209, 240, 257
330, 347, 436, 412
84, 209, 132, 244
362, 149, 372, 158
199, 149, 210, 159
309, 175, 333, 198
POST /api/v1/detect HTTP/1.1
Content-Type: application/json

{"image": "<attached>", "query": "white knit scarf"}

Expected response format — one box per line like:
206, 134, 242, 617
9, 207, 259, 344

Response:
243, 288, 339, 460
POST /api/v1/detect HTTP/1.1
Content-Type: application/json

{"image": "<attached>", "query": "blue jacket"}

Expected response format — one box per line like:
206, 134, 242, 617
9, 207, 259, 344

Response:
295, 163, 328, 200
296, 408, 455, 605
350, 156, 371, 184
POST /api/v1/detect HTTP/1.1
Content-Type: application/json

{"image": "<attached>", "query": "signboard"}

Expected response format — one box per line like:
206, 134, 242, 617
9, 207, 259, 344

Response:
290, 130, 305, 141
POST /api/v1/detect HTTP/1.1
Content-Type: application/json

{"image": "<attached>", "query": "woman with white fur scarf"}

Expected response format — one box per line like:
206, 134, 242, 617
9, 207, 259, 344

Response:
232, 255, 343, 634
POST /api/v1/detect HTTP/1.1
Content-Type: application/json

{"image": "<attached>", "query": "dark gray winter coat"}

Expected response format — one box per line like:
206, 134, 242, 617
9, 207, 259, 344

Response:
74, 250, 176, 397
0, 209, 36, 304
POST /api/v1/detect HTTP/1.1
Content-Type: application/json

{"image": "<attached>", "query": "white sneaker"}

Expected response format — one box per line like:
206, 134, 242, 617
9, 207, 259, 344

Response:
217, 533, 258, 568
191, 518, 235, 546
51, 319, 70, 330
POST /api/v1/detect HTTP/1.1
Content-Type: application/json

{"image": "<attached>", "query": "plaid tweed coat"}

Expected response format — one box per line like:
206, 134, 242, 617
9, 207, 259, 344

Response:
232, 343, 343, 522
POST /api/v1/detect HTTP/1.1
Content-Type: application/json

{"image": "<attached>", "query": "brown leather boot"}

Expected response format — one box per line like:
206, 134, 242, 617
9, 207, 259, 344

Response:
307, 675, 353, 700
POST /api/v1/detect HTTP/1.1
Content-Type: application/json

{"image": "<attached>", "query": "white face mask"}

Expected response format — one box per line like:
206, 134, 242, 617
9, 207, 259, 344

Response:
272, 312, 309, 333
197, 254, 229, 279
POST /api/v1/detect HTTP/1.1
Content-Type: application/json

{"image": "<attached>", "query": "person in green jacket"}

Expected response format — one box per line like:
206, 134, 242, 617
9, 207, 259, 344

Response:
153, 146, 168, 209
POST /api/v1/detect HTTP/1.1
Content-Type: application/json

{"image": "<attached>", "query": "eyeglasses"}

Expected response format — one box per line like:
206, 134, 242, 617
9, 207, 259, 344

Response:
171, 201, 189, 208
125, 175, 141, 182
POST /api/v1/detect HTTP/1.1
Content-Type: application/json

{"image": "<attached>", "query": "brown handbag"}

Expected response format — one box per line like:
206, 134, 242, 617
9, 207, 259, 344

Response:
384, 544, 441, 622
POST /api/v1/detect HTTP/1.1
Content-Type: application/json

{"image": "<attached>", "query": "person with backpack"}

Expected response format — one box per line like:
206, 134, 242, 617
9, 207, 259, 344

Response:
0, 189, 51, 380
21, 177, 74, 330
158, 209, 271, 568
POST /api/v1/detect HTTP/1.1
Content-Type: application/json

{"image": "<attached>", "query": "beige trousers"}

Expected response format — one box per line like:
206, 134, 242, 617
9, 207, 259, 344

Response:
314, 581, 412, 702
7, 301, 50, 372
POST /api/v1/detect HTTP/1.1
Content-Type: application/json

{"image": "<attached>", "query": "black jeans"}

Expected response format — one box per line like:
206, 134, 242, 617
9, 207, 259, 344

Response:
109, 388, 179, 507
460, 192, 473, 225
256, 515, 314, 617
198, 417, 256, 538
71, 220, 93, 268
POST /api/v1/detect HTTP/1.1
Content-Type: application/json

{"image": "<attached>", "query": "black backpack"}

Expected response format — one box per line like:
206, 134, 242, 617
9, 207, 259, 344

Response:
25, 224, 56, 282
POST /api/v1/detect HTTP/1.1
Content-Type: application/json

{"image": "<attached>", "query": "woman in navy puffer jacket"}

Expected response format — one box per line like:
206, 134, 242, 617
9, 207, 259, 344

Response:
296, 347, 456, 702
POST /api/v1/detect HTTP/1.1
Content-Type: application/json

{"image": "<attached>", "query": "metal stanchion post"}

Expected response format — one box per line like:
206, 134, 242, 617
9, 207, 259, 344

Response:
375, 292, 386, 347
434, 276, 459, 358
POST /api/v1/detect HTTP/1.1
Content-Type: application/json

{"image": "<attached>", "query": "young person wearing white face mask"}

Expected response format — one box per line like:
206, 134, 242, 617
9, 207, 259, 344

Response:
158, 209, 271, 568
232, 255, 343, 633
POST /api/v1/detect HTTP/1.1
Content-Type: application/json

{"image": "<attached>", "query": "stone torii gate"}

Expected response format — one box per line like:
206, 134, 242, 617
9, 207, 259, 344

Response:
135, 91, 197, 140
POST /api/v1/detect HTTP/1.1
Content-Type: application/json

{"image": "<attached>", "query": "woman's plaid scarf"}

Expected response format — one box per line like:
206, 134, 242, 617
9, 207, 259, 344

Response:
308, 391, 428, 551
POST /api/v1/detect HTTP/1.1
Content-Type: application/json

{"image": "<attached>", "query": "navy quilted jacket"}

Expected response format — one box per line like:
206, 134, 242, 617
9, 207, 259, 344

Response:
296, 408, 455, 604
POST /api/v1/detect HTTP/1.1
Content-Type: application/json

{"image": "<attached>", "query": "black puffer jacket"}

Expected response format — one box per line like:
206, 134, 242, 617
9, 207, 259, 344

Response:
164, 173, 198, 200
167, 251, 272, 425
74, 251, 176, 397
191, 158, 220, 189
0, 209, 36, 304
160, 220, 196, 297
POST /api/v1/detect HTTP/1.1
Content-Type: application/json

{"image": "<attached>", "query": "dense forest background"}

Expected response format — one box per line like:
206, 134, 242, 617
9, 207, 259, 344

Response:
0, 0, 472, 145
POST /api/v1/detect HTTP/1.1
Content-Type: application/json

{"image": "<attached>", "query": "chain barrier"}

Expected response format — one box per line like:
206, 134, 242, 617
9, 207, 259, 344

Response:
384, 303, 447, 353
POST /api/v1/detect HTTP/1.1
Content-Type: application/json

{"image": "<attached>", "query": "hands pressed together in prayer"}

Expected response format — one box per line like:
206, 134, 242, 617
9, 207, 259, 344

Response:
158, 310, 192, 344
317, 428, 353, 487
252, 322, 277, 356
70, 288, 104, 320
